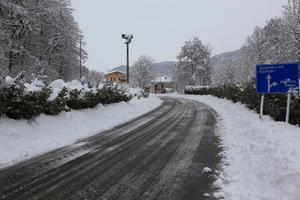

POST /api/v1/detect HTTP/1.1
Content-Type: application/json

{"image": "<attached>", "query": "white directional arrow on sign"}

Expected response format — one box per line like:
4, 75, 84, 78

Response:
267, 74, 278, 93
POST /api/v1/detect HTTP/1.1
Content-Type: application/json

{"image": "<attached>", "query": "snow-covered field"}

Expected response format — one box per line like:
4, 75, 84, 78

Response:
172, 94, 300, 200
0, 96, 162, 169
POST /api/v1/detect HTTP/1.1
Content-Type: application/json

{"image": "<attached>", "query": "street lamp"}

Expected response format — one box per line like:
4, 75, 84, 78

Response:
79, 38, 82, 80
121, 34, 133, 84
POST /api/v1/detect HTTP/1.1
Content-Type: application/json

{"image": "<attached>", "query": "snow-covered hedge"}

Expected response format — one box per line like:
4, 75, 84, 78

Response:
0, 76, 135, 120
185, 81, 300, 126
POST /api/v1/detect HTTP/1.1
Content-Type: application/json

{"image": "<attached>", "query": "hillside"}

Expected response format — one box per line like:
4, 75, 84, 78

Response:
211, 49, 242, 66
110, 61, 176, 76
109, 50, 243, 78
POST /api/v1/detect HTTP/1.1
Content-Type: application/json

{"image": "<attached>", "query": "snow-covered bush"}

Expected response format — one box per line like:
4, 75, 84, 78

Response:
185, 81, 300, 126
0, 77, 132, 120
65, 85, 131, 110
136, 90, 149, 99
121, 86, 149, 99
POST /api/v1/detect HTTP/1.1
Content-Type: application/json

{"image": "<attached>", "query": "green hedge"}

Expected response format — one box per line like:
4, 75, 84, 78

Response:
185, 81, 300, 126
0, 82, 132, 120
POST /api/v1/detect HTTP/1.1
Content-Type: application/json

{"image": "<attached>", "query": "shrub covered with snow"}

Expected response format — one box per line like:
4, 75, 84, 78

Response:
65, 85, 131, 110
0, 76, 132, 119
185, 81, 300, 126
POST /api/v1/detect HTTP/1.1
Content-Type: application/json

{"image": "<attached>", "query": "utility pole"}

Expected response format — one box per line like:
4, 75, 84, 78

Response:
79, 38, 82, 80
121, 34, 133, 84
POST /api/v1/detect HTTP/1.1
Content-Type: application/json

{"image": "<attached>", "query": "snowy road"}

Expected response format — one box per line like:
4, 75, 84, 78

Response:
0, 97, 220, 200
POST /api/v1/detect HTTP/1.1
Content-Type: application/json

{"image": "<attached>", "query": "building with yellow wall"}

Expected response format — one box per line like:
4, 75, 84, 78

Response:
105, 71, 127, 84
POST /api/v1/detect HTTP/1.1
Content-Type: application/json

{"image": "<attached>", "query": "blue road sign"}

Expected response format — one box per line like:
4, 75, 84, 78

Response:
256, 63, 299, 94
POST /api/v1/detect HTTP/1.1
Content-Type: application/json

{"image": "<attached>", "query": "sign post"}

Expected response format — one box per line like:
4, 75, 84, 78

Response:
259, 95, 265, 120
286, 93, 291, 123
256, 63, 299, 122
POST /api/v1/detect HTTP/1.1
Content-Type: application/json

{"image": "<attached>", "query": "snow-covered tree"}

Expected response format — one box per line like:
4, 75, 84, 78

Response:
282, 0, 300, 62
212, 58, 237, 86
130, 55, 156, 88
85, 70, 105, 83
210, 0, 300, 87
236, 0, 300, 84
0, 0, 87, 81
243, 26, 267, 65
263, 18, 292, 63
235, 26, 267, 83
175, 37, 211, 87
0, 0, 30, 76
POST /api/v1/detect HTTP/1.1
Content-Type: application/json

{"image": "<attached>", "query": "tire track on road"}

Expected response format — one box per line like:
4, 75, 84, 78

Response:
0, 97, 220, 200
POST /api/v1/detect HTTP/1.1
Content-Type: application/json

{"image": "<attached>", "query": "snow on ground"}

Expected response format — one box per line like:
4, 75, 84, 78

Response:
172, 94, 300, 200
0, 95, 162, 169
202, 167, 212, 173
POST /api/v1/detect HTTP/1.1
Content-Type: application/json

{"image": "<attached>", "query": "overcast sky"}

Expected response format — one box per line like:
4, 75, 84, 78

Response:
71, 0, 286, 72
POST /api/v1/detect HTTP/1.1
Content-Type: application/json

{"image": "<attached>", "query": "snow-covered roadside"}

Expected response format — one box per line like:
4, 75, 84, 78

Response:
0, 96, 162, 169
171, 94, 300, 200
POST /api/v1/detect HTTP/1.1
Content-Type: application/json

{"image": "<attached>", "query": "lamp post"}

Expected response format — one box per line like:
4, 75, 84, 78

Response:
121, 34, 133, 84
79, 38, 82, 80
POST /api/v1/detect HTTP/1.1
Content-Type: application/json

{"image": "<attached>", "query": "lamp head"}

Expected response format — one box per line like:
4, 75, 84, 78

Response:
122, 34, 133, 43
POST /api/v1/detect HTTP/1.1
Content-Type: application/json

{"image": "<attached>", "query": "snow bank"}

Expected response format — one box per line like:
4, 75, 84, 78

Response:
24, 79, 45, 92
172, 94, 300, 200
4, 76, 15, 85
3, 76, 145, 98
48, 79, 96, 100
0, 96, 162, 169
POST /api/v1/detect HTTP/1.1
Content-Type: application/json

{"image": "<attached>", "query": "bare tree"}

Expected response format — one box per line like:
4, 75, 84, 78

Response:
85, 70, 105, 83
130, 55, 156, 88
175, 37, 211, 88
212, 58, 237, 86
244, 26, 267, 65
0, 0, 87, 81
283, 0, 300, 62
263, 18, 293, 64
235, 26, 267, 83
210, 0, 300, 86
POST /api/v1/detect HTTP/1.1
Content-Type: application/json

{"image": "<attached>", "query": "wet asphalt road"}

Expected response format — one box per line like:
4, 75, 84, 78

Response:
0, 97, 221, 200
